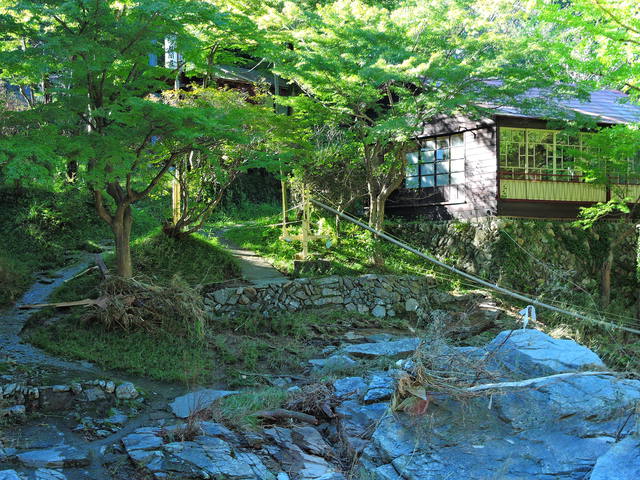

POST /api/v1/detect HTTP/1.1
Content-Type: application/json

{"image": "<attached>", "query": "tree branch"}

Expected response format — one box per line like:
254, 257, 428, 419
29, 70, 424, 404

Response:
93, 189, 113, 225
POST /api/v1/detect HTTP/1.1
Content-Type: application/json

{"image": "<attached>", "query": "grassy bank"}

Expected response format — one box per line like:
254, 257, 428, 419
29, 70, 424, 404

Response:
222, 212, 437, 279
28, 308, 411, 385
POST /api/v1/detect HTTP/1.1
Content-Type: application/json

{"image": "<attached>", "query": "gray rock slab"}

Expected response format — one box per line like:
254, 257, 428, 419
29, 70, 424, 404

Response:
169, 441, 256, 479
333, 377, 367, 400
122, 432, 164, 452
315, 473, 347, 480
363, 373, 396, 404
169, 389, 239, 418
16, 447, 90, 468
486, 329, 605, 376
291, 426, 333, 457
343, 338, 420, 358
198, 421, 237, 442
335, 400, 389, 452
104, 412, 129, 426
32, 469, 66, 480
234, 451, 276, 480
0, 471, 21, 480
590, 436, 640, 480
309, 355, 357, 371
365, 333, 395, 343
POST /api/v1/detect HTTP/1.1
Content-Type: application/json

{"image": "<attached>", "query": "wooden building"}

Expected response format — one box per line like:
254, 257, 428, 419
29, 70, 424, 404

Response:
387, 90, 640, 219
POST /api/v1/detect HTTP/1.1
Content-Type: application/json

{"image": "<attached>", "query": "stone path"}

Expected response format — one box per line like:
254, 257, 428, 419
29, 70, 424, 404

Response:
0, 254, 95, 370
204, 227, 287, 283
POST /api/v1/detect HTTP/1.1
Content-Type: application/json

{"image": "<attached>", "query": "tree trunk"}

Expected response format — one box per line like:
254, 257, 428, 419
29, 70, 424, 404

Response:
368, 192, 388, 267
112, 205, 133, 278
600, 243, 613, 308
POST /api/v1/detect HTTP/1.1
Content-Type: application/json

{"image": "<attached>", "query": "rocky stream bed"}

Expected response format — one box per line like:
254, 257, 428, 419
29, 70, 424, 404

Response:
1, 260, 639, 479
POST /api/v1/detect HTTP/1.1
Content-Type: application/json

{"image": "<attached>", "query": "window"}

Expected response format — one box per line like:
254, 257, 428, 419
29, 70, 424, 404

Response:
499, 127, 597, 181
405, 133, 465, 189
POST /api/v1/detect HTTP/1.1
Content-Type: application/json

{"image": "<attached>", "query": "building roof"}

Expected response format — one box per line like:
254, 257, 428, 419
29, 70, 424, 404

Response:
490, 89, 640, 125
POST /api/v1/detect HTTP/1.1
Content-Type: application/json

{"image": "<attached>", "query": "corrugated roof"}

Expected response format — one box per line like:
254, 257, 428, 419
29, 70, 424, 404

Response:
490, 89, 640, 125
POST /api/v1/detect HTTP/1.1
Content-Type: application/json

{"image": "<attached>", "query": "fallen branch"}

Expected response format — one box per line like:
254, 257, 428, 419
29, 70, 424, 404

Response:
64, 266, 99, 283
19, 296, 110, 310
465, 371, 614, 393
252, 409, 318, 425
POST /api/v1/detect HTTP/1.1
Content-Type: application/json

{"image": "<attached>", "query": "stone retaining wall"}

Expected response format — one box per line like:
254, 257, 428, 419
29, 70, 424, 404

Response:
204, 274, 445, 317
0, 380, 139, 416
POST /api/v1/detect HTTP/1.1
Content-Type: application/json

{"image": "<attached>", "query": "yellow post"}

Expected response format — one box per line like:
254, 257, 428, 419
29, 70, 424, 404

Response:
172, 175, 181, 224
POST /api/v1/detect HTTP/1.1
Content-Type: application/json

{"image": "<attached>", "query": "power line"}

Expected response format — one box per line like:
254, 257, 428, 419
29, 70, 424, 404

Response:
310, 197, 640, 336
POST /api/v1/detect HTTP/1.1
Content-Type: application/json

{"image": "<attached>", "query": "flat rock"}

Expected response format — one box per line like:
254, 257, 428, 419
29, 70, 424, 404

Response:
335, 401, 389, 452
32, 469, 67, 480
309, 355, 357, 371
590, 436, 640, 480
333, 377, 367, 400
291, 426, 333, 457
343, 338, 420, 358
16, 446, 90, 468
358, 330, 640, 480
169, 390, 239, 418
486, 329, 605, 376
0, 471, 21, 480
363, 374, 395, 404
122, 431, 163, 452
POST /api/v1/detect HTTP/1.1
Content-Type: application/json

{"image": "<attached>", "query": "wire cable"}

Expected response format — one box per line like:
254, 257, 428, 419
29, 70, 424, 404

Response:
310, 196, 640, 335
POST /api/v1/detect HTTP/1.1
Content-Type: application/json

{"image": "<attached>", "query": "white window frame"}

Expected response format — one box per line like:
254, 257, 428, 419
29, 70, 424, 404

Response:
405, 133, 465, 189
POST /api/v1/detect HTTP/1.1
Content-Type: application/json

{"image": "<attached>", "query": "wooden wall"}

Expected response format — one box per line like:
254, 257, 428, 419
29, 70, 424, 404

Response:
386, 114, 632, 220
386, 116, 498, 220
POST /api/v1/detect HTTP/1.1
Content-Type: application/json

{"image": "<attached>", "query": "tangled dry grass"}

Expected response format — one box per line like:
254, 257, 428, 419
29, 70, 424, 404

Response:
392, 323, 503, 415
84, 275, 207, 339
286, 383, 336, 419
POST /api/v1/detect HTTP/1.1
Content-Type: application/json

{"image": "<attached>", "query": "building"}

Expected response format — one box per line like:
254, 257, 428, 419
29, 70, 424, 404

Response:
387, 89, 640, 219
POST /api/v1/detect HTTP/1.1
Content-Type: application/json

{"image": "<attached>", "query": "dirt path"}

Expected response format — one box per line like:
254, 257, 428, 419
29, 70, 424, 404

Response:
0, 256, 96, 371
205, 227, 287, 283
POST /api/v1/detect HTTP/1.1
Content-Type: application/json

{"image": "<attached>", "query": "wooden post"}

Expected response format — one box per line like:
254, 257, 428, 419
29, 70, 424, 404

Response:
281, 174, 288, 237
301, 188, 310, 260
172, 174, 181, 225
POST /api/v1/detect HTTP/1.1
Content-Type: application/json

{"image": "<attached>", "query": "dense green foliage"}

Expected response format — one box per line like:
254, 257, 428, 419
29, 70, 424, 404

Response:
2, 0, 640, 385
0, 187, 109, 304
0, 0, 285, 276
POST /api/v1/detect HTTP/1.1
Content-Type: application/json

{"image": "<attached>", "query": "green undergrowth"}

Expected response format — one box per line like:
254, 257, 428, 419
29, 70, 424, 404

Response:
222, 213, 447, 281
0, 186, 163, 306
131, 232, 240, 285
209, 387, 289, 430
28, 321, 213, 382
28, 308, 416, 385
207, 201, 281, 228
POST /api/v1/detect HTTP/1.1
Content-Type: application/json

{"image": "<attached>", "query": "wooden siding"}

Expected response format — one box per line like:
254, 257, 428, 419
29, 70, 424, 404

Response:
387, 122, 498, 220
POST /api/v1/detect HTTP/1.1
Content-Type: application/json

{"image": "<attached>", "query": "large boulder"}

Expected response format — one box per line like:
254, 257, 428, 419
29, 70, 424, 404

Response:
486, 329, 605, 376
354, 329, 640, 479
